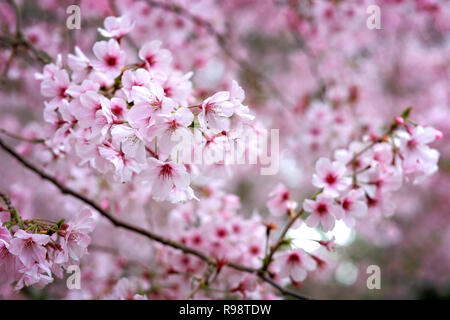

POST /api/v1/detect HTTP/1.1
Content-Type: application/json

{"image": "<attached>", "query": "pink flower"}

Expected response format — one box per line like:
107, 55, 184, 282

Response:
303, 194, 343, 232
40, 69, 70, 102
272, 249, 317, 282
66, 79, 100, 98
338, 189, 367, 227
92, 39, 126, 77
93, 97, 127, 138
15, 264, 53, 290
63, 208, 96, 263
98, 140, 144, 183
397, 126, 441, 182
138, 40, 172, 72
0, 226, 11, 242
266, 183, 298, 217
198, 91, 235, 131
359, 165, 402, 198
8, 229, 50, 268
312, 157, 351, 197
98, 15, 135, 40
146, 106, 194, 158
146, 158, 191, 202
128, 84, 177, 137
334, 141, 370, 171
0, 239, 17, 284
160, 71, 193, 107
71, 91, 110, 129
110, 124, 146, 163
121, 69, 152, 98
67, 46, 92, 82
230, 80, 254, 127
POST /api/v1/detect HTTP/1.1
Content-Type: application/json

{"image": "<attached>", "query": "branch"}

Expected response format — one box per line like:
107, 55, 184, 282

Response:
261, 209, 304, 272
0, 192, 23, 228
0, 128, 46, 144
0, 137, 310, 300
185, 263, 215, 299
1, 0, 53, 66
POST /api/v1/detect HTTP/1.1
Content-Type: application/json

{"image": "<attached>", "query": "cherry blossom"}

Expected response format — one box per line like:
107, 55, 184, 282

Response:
198, 91, 235, 131
312, 157, 351, 197
303, 194, 344, 232
272, 249, 317, 282
8, 230, 50, 268
138, 40, 172, 72
146, 158, 191, 202
98, 15, 135, 40
338, 189, 368, 228
92, 39, 126, 77
266, 183, 298, 217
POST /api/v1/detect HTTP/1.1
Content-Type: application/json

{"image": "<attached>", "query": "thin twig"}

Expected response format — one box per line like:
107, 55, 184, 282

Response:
185, 263, 215, 299
1, 0, 53, 66
0, 128, 46, 144
0, 192, 23, 228
261, 209, 304, 272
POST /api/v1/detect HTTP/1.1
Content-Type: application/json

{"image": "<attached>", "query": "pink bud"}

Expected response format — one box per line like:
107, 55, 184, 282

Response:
395, 116, 404, 124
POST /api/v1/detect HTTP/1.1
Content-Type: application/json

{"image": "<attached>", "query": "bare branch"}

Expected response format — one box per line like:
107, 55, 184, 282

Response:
0, 128, 46, 144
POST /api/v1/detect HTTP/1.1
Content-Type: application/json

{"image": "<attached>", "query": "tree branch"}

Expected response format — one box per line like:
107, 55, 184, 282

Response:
1, 0, 53, 66
0, 128, 46, 144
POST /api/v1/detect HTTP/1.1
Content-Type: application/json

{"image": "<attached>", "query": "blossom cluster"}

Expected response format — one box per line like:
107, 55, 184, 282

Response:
0, 207, 95, 290
37, 15, 255, 203
265, 118, 441, 284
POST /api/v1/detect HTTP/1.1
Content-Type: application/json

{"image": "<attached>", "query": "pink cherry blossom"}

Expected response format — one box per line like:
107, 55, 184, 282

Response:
98, 140, 144, 183
338, 189, 368, 228
138, 40, 172, 72
303, 194, 344, 232
312, 157, 351, 197
146, 158, 191, 202
92, 39, 126, 77
266, 183, 298, 217
8, 229, 50, 268
98, 15, 135, 40
63, 208, 96, 263
198, 91, 235, 131
145, 106, 194, 158
67, 46, 92, 82
397, 126, 441, 182
272, 249, 317, 282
